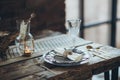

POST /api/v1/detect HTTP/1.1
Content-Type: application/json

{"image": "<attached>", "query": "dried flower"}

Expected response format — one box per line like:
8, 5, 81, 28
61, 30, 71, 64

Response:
28, 13, 36, 22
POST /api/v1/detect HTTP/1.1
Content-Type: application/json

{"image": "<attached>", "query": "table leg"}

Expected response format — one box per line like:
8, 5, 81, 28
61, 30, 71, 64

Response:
104, 71, 110, 80
111, 67, 119, 80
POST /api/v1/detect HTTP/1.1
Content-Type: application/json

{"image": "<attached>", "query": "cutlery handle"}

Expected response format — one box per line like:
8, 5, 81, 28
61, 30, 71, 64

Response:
92, 52, 108, 59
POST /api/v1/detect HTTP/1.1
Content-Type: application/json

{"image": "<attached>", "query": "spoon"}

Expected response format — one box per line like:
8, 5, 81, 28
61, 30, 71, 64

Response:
86, 45, 111, 57
86, 45, 111, 59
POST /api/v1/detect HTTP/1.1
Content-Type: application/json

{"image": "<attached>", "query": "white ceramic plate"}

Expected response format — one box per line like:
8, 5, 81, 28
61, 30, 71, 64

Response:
43, 49, 90, 66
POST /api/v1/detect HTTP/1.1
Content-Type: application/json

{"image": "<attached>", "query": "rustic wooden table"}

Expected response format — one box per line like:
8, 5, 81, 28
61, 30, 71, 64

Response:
0, 34, 120, 80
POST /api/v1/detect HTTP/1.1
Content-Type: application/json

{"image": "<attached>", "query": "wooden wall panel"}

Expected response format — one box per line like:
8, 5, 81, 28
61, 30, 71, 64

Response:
0, 0, 65, 36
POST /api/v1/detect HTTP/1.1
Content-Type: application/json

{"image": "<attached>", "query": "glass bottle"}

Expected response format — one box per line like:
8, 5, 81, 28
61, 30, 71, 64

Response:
15, 20, 34, 56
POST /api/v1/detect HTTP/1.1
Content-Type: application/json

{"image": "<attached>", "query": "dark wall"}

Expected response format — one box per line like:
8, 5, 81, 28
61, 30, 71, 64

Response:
0, 0, 65, 35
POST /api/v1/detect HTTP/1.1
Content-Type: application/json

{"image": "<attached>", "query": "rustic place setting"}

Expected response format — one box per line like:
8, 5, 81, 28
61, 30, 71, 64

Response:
0, 0, 120, 80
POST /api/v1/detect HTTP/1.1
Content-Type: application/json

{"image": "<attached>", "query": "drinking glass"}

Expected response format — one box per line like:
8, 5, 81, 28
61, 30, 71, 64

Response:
66, 19, 81, 46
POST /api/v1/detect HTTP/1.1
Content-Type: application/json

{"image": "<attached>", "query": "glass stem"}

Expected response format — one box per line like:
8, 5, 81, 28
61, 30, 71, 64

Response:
73, 37, 76, 47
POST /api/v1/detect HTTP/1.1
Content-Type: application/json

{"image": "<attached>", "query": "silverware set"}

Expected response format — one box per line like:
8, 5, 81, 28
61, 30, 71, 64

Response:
86, 45, 111, 59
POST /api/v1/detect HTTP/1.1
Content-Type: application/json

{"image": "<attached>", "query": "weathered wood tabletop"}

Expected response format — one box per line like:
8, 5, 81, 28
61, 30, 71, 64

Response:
0, 34, 120, 80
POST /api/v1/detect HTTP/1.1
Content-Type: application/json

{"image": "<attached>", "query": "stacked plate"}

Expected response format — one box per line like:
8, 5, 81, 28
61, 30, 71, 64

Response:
43, 48, 90, 66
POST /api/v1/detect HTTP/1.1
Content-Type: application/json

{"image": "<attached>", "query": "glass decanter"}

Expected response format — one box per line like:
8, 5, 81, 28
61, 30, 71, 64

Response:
15, 20, 34, 56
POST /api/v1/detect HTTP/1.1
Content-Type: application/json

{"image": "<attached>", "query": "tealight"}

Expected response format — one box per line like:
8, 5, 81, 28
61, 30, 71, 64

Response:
23, 47, 32, 57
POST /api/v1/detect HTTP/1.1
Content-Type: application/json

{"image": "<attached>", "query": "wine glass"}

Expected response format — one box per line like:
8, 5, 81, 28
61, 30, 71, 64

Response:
66, 19, 81, 46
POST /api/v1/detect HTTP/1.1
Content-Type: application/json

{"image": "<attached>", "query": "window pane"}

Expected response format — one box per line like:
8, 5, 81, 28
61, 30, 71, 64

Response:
84, 0, 111, 25
117, 0, 120, 18
84, 24, 110, 45
65, 0, 80, 19
116, 21, 120, 48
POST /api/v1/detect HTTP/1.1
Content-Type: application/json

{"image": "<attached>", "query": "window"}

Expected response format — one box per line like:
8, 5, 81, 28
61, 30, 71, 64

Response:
80, 0, 118, 47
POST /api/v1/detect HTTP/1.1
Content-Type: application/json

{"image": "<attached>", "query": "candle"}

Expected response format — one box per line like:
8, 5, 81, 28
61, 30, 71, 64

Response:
23, 47, 32, 57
